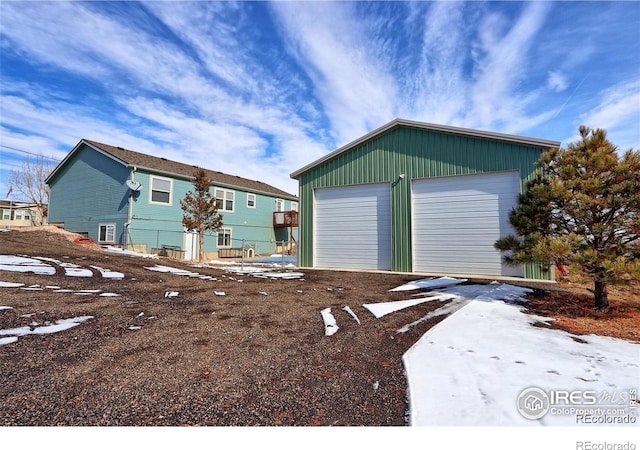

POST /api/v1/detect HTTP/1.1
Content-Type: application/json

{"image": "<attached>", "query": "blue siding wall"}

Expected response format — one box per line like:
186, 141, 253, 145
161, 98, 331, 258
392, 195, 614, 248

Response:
48, 144, 130, 244
128, 171, 298, 256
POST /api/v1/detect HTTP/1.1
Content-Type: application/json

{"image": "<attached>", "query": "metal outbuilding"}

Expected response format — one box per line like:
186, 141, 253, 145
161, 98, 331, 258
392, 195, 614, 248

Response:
290, 119, 561, 280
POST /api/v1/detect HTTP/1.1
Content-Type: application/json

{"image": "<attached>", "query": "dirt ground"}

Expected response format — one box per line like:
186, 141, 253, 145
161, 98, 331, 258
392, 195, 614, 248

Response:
527, 274, 640, 343
0, 228, 638, 426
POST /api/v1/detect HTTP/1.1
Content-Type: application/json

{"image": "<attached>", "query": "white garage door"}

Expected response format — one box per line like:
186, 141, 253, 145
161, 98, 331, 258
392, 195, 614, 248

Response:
412, 172, 523, 277
314, 183, 391, 270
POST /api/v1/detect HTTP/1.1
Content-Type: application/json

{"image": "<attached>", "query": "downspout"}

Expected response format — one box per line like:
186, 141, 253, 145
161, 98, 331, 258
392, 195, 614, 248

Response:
124, 166, 137, 249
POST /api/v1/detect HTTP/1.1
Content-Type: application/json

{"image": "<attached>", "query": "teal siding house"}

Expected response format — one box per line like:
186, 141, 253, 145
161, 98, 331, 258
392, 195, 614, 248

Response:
46, 139, 298, 260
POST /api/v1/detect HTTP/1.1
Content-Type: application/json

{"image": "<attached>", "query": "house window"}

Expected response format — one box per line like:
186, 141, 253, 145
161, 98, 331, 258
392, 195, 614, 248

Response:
215, 188, 235, 212
2, 210, 10, 220
247, 193, 256, 209
98, 223, 116, 243
291, 202, 298, 212
14, 210, 23, 220
150, 176, 172, 205
275, 198, 284, 212
217, 228, 232, 247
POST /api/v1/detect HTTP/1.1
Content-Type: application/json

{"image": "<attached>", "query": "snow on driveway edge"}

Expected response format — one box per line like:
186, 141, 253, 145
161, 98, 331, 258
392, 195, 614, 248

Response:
403, 299, 640, 426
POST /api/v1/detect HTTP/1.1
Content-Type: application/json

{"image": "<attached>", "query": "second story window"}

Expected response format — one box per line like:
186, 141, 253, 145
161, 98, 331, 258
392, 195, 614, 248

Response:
247, 193, 256, 208
275, 198, 284, 212
215, 188, 235, 212
150, 176, 172, 205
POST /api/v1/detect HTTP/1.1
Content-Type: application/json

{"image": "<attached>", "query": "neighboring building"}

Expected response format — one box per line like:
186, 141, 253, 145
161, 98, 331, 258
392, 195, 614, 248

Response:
290, 119, 561, 280
0, 200, 45, 229
46, 139, 298, 260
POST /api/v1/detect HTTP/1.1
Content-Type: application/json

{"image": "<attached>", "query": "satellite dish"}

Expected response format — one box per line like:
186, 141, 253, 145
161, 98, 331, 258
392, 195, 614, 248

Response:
126, 180, 142, 191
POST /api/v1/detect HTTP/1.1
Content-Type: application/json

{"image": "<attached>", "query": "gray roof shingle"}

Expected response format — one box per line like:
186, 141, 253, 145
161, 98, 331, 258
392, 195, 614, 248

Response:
82, 139, 297, 200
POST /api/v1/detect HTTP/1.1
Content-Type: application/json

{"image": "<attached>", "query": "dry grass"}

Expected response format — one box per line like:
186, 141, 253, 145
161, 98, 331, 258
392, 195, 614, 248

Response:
526, 272, 640, 343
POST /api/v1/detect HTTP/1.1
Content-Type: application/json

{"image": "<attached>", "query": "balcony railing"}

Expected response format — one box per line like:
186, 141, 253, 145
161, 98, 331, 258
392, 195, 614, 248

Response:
273, 211, 299, 228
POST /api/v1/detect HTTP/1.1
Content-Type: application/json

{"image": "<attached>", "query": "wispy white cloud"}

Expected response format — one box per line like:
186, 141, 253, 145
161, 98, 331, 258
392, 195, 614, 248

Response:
0, 0, 638, 200
547, 71, 568, 93
402, 1, 469, 126
273, 1, 562, 139
145, 2, 257, 91
463, 2, 554, 132
577, 79, 640, 151
270, 2, 398, 145
0, 1, 332, 194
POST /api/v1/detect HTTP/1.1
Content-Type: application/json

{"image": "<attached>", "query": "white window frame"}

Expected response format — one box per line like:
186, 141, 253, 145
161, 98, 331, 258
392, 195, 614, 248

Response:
291, 202, 298, 212
217, 227, 232, 248
2, 209, 10, 220
275, 198, 284, 212
247, 193, 256, 209
14, 210, 23, 220
98, 223, 116, 244
215, 188, 235, 212
149, 175, 173, 206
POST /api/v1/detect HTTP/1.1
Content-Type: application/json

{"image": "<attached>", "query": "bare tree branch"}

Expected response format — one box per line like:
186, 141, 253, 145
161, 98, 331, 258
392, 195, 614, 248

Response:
8, 155, 55, 225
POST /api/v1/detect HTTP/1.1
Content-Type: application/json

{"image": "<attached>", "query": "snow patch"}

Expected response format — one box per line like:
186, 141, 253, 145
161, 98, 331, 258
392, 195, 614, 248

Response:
60, 262, 93, 277
403, 299, 638, 426
343, 305, 361, 324
0, 315, 94, 345
0, 336, 18, 345
251, 271, 304, 280
320, 308, 339, 336
104, 247, 159, 258
91, 266, 125, 279
390, 277, 467, 292
0, 255, 56, 275
225, 266, 267, 274
0, 281, 25, 288
363, 293, 459, 319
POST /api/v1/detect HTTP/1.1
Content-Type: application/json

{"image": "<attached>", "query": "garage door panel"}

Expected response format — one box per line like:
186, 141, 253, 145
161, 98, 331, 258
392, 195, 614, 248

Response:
416, 249, 505, 258
414, 252, 503, 271
412, 172, 523, 277
416, 213, 500, 223
417, 236, 503, 245
315, 183, 391, 270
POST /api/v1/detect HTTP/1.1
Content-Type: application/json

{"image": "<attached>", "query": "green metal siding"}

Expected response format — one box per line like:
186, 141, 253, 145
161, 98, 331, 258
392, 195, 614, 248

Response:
296, 126, 550, 279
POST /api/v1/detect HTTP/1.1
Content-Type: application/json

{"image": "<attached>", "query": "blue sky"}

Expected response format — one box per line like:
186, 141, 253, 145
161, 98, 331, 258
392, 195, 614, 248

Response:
1, 1, 639, 199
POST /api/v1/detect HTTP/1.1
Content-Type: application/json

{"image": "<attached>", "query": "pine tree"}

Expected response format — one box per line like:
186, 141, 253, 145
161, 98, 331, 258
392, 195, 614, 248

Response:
495, 125, 640, 311
180, 169, 223, 263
